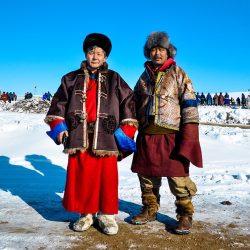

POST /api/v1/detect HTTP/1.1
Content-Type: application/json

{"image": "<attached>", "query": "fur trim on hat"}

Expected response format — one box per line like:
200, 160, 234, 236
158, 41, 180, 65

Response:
83, 33, 112, 57
144, 32, 177, 59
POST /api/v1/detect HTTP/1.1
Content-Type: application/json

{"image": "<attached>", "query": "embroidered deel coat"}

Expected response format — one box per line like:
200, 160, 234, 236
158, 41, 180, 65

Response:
45, 62, 138, 156
134, 64, 199, 131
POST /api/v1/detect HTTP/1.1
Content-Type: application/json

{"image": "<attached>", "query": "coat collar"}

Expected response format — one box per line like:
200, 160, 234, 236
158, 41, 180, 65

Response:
80, 60, 109, 75
145, 58, 176, 76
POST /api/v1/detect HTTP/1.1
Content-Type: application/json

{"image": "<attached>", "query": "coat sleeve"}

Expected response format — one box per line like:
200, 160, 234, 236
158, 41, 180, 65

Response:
115, 74, 138, 161
177, 123, 203, 168
45, 75, 69, 123
117, 74, 138, 127
176, 67, 202, 167
176, 66, 199, 124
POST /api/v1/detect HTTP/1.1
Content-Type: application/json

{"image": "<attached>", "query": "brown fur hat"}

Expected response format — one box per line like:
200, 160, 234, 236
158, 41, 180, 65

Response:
144, 32, 177, 59
83, 33, 112, 57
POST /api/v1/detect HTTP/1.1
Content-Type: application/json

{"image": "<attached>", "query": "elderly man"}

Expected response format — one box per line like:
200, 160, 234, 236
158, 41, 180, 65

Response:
131, 32, 203, 234
45, 33, 137, 235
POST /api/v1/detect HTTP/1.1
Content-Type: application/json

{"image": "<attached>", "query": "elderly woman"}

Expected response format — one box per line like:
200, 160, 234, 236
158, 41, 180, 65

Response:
45, 33, 137, 235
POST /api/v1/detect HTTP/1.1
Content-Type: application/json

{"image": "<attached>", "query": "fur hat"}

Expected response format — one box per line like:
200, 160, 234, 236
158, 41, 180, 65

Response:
144, 32, 177, 59
83, 33, 112, 57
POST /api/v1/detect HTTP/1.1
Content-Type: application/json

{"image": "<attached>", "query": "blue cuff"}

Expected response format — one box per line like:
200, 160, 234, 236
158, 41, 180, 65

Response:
182, 99, 198, 108
114, 127, 136, 152
46, 122, 68, 145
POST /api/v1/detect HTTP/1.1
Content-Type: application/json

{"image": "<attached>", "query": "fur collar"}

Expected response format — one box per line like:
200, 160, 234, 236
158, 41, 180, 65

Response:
80, 60, 109, 74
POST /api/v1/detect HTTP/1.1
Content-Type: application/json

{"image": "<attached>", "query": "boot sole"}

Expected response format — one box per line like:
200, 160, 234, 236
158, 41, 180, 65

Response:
131, 217, 156, 225
73, 218, 95, 232
102, 229, 119, 235
73, 224, 92, 232
73, 222, 94, 232
174, 229, 191, 235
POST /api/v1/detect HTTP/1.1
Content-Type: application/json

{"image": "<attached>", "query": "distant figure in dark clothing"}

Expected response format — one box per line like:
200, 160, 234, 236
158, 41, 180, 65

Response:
25, 92, 33, 99
46, 91, 52, 101
6, 92, 11, 103
200, 92, 206, 105
224, 92, 230, 106
236, 97, 241, 106
42, 91, 52, 101
213, 93, 218, 106
42, 93, 48, 101
241, 93, 246, 108
218, 92, 224, 106
206, 93, 212, 105
196, 92, 201, 105
13, 92, 17, 101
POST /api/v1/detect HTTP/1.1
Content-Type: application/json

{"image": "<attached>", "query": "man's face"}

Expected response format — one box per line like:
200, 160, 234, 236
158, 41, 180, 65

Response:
86, 46, 107, 70
150, 46, 168, 66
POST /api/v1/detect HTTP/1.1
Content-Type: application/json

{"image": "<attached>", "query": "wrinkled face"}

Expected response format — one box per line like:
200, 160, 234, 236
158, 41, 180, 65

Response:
150, 46, 168, 66
86, 46, 107, 71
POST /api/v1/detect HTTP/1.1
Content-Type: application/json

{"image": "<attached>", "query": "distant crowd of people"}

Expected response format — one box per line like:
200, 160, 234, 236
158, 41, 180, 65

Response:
0, 91, 17, 103
196, 92, 250, 109
24, 91, 52, 101
24, 92, 33, 99
0, 90, 53, 102
1, 88, 250, 109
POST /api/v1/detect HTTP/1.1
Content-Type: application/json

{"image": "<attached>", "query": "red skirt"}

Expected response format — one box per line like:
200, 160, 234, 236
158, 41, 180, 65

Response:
62, 151, 118, 214
131, 133, 190, 177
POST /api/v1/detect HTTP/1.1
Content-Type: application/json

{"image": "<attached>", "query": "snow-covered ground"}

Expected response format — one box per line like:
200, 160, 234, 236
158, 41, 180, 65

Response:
0, 101, 250, 249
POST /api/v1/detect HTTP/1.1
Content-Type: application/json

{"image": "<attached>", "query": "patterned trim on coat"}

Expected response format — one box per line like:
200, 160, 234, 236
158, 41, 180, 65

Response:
44, 115, 65, 124
93, 72, 102, 150
120, 118, 139, 127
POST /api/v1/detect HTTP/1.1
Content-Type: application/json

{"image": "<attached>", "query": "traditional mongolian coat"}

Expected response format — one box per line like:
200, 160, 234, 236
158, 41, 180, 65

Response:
131, 59, 203, 177
45, 61, 138, 156
45, 61, 137, 214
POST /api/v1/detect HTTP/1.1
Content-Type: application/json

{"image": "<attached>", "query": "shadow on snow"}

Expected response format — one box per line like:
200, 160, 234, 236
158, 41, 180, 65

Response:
0, 154, 77, 222
0, 154, 176, 228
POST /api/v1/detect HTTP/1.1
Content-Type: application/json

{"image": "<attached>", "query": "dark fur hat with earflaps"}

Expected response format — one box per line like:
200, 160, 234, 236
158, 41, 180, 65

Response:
144, 31, 177, 59
83, 33, 112, 57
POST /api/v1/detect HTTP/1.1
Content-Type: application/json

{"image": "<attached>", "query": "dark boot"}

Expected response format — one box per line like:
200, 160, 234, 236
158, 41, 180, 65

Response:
174, 196, 194, 235
131, 188, 160, 225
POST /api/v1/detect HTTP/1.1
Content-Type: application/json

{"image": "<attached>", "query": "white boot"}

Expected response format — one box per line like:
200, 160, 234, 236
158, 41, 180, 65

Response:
97, 213, 118, 235
73, 214, 94, 232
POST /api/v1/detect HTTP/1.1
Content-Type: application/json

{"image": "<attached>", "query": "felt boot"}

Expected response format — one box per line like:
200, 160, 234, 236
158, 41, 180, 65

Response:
97, 213, 118, 235
131, 187, 160, 225
174, 196, 194, 235
73, 214, 95, 232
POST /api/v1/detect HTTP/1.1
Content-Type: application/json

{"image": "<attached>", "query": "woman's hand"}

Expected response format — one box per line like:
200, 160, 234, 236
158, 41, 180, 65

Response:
57, 130, 69, 144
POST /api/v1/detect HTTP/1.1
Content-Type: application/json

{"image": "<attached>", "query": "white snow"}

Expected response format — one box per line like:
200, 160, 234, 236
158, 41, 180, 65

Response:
0, 102, 250, 249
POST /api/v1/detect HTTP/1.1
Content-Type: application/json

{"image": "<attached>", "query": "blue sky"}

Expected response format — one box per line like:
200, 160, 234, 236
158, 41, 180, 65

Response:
0, 0, 250, 96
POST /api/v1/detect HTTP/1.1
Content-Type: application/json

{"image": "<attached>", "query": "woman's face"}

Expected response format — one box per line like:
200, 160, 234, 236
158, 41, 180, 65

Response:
86, 46, 107, 71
